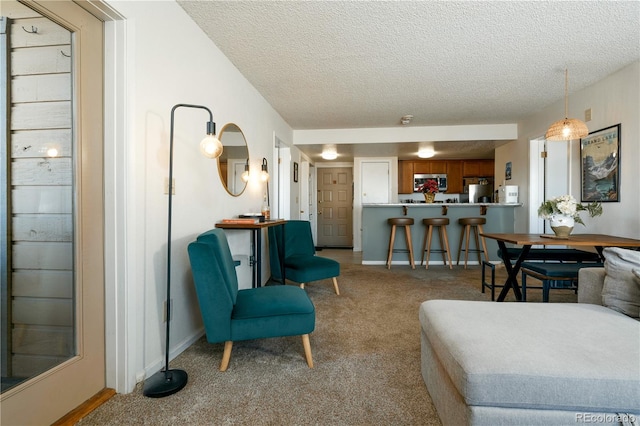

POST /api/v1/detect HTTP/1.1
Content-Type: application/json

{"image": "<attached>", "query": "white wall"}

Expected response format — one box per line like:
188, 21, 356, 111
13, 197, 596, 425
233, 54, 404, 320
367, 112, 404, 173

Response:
105, 0, 293, 392
496, 61, 640, 237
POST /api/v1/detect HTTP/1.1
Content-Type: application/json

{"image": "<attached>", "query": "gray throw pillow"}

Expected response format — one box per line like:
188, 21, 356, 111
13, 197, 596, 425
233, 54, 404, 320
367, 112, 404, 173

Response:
602, 247, 640, 320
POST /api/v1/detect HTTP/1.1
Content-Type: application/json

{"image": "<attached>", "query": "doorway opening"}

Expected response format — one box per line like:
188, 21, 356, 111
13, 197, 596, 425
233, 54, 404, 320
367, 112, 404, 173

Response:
529, 137, 570, 234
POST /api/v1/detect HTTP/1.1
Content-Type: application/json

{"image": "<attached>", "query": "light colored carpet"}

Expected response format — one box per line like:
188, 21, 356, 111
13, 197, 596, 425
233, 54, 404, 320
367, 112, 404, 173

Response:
80, 251, 576, 425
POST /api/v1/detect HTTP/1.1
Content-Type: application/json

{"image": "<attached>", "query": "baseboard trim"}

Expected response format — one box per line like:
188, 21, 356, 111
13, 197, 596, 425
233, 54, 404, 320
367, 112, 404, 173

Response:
52, 388, 116, 425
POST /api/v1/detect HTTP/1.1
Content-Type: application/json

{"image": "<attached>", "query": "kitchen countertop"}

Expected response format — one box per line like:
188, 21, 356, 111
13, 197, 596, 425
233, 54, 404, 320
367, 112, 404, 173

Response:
361, 203, 520, 264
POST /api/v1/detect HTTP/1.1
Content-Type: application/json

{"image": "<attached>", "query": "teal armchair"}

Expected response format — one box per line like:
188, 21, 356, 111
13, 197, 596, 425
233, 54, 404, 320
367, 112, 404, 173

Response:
268, 220, 341, 295
188, 229, 315, 371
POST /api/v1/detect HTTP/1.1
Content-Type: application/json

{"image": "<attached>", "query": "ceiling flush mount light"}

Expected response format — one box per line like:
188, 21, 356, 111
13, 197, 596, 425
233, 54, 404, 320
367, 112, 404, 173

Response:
321, 145, 337, 160
401, 115, 413, 125
418, 147, 435, 158
545, 69, 588, 141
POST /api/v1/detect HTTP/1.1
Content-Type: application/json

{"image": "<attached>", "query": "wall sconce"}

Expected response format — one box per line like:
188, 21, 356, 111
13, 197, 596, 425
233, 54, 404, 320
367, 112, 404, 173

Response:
241, 159, 250, 182
261, 158, 270, 219
260, 157, 270, 182
143, 103, 222, 398
321, 145, 337, 160
545, 69, 588, 141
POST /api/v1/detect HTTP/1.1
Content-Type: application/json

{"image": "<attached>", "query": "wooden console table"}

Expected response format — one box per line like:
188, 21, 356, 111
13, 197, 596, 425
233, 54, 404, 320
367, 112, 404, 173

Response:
480, 233, 640, 302
215, 219, 285, 288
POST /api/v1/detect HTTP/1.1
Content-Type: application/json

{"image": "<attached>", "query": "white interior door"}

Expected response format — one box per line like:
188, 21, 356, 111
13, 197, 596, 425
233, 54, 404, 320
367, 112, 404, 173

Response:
300, 161, 310, 221
361, 161, 390, 204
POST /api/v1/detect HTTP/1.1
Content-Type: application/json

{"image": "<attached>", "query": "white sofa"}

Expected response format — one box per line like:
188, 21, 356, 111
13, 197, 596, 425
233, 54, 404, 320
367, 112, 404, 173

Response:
419, 262, 640, 425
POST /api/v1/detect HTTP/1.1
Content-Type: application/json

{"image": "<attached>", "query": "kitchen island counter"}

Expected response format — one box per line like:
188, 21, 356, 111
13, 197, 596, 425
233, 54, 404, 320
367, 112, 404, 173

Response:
362, 203, 521, 265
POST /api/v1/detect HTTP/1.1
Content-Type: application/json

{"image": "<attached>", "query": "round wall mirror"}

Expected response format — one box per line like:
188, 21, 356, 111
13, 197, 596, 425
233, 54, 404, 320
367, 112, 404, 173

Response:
217, 123, 249, 196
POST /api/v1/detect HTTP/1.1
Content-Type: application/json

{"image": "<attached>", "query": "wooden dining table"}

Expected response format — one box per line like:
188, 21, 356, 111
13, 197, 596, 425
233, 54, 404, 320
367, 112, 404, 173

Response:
480, 233, 640, 302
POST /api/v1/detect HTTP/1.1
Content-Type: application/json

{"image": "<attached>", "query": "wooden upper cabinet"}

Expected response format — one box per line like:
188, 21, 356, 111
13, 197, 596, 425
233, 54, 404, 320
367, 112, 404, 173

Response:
398, 159, 494, 194
412, 161, 429, 174
429, 161, 447, 174
413, 160, 447, 174
463, 159, 494, 177
479, 159, 495, 177
446, 161, 463, 193
398, 161, 414, 194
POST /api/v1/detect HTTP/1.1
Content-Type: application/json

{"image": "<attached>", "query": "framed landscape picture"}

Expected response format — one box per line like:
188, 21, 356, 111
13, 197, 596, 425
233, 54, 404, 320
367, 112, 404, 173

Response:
580, 124, 620, 202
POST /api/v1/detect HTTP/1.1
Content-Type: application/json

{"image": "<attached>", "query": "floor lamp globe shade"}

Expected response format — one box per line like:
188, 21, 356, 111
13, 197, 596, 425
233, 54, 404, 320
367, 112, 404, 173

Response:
545, 118, 588, 141
200, 135, 223, 158
143, 368, 188, 398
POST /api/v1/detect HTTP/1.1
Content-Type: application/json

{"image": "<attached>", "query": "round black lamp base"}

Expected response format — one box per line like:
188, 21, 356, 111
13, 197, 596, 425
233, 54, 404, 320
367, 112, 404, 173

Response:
143, 369, 188, 398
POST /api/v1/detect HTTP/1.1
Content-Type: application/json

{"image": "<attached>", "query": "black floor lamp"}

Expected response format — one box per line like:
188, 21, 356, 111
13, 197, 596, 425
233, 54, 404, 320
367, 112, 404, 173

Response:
143, 103, 223, 398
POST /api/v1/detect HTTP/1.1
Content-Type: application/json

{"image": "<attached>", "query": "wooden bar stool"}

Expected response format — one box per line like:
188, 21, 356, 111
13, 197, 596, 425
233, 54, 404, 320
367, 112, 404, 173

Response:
456, 217, 489, 269
420, 217, 453, 269
386, 218, 415, 269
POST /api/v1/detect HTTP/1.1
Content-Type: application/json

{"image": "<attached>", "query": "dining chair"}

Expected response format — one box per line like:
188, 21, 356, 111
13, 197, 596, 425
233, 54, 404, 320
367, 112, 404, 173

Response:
268, 220, 341, 295
188, 229, 315, 371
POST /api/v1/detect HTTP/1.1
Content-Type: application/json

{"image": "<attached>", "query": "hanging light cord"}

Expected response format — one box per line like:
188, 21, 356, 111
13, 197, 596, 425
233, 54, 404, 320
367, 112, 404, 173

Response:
563, 69, 569, 119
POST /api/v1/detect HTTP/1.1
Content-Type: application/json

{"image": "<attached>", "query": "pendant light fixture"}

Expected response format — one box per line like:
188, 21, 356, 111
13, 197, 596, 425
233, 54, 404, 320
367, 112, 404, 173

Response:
545, 69, 588, 141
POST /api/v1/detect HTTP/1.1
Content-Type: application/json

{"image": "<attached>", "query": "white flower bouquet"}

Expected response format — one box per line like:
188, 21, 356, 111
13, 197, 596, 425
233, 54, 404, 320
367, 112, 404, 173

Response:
538, 194, 602, 226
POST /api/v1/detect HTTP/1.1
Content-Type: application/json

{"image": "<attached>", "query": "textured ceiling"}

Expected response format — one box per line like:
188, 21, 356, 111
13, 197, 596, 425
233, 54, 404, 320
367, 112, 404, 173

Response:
178, 1, 640, 160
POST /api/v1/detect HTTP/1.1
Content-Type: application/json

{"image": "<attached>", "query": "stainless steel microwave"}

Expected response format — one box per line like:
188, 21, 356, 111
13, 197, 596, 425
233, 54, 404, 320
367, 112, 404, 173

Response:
414, 174, 447, 192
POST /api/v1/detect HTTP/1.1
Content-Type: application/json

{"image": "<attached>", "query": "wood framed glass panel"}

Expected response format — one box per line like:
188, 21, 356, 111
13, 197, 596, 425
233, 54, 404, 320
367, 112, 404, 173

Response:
1, 1, 105, 423
2, 1, 75, 393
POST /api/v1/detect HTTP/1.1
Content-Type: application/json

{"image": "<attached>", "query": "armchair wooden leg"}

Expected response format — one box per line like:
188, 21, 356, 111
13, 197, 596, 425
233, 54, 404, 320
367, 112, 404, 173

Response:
220, 341, 233, 372
332, 277, 340, 295
301, 334, 314, 368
